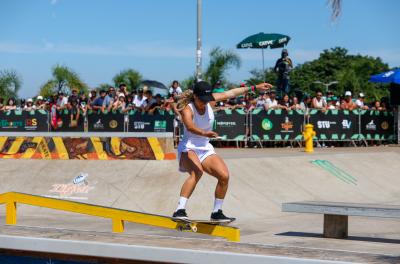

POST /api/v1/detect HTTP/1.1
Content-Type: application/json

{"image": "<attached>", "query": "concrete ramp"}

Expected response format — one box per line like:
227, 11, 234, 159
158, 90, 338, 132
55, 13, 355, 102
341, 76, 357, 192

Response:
1, 148, 400, 260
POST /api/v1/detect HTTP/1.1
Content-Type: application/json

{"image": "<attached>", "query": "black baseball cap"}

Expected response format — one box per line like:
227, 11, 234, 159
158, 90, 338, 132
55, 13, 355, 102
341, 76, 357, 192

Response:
193, 81, 215, 102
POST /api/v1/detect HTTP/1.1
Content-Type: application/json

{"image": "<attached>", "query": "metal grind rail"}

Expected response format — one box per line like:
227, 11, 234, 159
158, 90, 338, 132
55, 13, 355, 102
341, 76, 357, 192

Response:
0, 192, 240, 242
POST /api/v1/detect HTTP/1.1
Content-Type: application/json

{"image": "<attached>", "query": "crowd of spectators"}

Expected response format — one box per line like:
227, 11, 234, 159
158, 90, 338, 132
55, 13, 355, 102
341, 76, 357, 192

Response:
0, 81, 391, 115
212, 87, 390, 113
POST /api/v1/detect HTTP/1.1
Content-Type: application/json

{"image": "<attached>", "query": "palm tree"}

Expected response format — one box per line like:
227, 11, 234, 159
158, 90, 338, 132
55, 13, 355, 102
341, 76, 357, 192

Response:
113, 69, 142, 92
39, 65, 87, 98
0, 70, 21, 99
204, 47, 241, 86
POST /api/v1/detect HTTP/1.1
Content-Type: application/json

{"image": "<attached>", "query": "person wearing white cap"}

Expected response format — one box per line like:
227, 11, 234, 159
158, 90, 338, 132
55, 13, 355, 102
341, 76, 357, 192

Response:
340, 91, 356, 110
24, 98, 36, 111
35, 95, 47, 110
355, 93, 369, 110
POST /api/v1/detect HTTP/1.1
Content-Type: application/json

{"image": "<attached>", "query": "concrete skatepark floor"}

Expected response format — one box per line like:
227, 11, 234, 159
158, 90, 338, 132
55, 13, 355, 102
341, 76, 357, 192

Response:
0, 146, 399, 263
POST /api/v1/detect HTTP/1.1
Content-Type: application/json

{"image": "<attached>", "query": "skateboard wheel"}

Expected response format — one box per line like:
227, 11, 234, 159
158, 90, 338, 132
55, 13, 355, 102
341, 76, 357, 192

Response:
191, 226, 198, 232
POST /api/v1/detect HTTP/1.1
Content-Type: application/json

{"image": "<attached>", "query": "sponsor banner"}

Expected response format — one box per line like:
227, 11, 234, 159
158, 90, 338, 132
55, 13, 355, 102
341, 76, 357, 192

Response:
250, 109, 304, 141
128, 110, 174, 133
360, 110, 394, 140
213, 109, 247, 140
308, 109, 359, 140
0, 136, 176, 160
50, 109, 85, 132
87, 110, 125, 132
0, 110, 48, 132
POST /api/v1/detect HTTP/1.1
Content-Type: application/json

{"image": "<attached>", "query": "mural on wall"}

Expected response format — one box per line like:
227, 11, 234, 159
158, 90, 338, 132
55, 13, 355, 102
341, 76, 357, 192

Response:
0, 137, 176, 160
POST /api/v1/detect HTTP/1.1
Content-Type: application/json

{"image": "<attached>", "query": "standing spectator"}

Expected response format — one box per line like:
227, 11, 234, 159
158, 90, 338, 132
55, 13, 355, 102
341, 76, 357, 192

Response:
312, 90, 327, 110
68, 89, 79, 108
148, 94, 166, 114
290, 96, 302, 110
371, 100, 383, 111
255, 92, 268, 108
24, 98, 36, 111
4, 98, 17, 111
78, 92, 88, 114
212, 80, 225, 93
69, 99, 80, 127
142, 90, 157, 113
125, 94, 134, 112
355, 93, 369, 110
274, 49, 293, 98
341, 91, 356, 110
118, 83, 128, 96
264, 90, 279, 110
300, 95, 312, 111
279, 94, 291, 111
35, 96, 46, 110
0, 97, 4, 111
326, 97, 336, 110
169, 80, 183, 96
92, 90, 107, 111
133, 88, 147, 108
103, 87, 115, 109
88, 90, 97, 108
112, 93, 126, 112
56, 92, 68, 110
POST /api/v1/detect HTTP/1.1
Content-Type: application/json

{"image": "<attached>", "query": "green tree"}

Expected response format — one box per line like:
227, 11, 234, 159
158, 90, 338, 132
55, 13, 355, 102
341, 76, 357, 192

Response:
180, 75, 196, 91
0, 70, 21, 99
288, 47, 390, 101
204, 47, 241, 87
39, 65, 87, 98
113, 69, 142, 92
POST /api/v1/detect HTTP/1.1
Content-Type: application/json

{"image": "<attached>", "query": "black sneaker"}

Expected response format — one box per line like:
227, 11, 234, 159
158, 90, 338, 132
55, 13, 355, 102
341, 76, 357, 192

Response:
172, 209, 188, 219
210, 210, 236, 222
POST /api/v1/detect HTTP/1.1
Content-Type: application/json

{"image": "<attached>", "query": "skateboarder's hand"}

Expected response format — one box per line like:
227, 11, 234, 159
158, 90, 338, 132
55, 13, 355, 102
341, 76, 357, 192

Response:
256, 83, 273, 91
203, 131, 218, 138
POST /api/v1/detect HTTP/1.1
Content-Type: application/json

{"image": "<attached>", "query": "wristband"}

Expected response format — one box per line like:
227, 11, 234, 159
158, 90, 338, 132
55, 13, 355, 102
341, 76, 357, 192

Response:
247, 86, 255, 93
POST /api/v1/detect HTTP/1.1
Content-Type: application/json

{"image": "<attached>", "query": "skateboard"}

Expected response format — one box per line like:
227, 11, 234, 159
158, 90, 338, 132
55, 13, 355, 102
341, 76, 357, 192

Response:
172, 218, 235, 232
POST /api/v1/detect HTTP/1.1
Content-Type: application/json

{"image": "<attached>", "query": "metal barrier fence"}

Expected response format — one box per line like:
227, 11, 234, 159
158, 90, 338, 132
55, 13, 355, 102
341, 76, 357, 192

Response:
0, 109, 396, 143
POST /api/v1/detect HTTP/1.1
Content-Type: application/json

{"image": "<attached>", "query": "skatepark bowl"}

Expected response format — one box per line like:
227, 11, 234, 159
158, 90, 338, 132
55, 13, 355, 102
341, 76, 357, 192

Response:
0, 141, 400, 263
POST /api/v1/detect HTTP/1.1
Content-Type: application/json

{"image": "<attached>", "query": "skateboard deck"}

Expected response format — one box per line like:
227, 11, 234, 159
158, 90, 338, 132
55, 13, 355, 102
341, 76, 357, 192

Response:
172, 218, 235, 232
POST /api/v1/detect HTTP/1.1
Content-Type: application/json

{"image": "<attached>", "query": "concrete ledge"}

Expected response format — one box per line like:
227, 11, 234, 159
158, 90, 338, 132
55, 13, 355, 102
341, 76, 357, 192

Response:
0, 235, 349, 264
282, 201, 400, 218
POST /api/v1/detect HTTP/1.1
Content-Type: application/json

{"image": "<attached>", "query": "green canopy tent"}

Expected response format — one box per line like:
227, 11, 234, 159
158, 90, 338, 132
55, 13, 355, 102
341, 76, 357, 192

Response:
236, 33, 291, 72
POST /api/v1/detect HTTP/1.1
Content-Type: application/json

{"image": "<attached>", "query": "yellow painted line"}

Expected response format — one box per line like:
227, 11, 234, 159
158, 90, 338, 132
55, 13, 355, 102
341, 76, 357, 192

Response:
38, 138, 52, 159
0, 137, 8, 152
147, 137, 164, 160
53, 137, 69, 160
1, 192, 240, 242
90, 137, 108, 160
2, 137, 24, 159
20, 137, 43, 159
111, 137, 121, 156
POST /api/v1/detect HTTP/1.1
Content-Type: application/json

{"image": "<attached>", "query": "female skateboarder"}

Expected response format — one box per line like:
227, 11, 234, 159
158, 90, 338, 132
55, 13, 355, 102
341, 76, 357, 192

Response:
173, 81, 272, 221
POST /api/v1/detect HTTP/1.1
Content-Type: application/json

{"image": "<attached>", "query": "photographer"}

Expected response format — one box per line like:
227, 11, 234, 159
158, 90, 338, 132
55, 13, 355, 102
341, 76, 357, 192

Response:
274, 49, 293, 98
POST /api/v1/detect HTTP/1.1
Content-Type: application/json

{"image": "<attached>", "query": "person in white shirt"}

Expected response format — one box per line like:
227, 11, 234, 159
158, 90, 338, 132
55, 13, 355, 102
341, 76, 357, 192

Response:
264, 90, 279, 110
24, 98, 36, 111
133, 88, 147, 108
56, 92, 68, 109
355, 93, 369, 110
169, 80, 183, 96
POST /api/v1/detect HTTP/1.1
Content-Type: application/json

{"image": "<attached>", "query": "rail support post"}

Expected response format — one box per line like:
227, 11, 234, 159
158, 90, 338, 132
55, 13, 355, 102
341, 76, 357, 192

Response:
112, 218, 124, 233
6, 201, 17, 225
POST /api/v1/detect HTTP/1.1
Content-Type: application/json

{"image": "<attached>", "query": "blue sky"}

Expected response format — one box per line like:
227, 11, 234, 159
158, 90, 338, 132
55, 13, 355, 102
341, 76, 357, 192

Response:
0, 0, 399, 98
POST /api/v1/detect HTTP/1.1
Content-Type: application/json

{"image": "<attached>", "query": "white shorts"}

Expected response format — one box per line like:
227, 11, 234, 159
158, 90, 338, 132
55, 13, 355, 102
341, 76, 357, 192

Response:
177, 142, 216, 172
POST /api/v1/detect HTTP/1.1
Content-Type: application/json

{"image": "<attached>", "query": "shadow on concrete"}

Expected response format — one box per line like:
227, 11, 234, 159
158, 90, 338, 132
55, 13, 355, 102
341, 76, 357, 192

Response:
276, 231, 400, 244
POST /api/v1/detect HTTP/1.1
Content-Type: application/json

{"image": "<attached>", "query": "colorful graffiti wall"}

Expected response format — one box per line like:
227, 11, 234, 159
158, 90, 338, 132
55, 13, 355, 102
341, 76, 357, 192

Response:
0, 136, 176, 160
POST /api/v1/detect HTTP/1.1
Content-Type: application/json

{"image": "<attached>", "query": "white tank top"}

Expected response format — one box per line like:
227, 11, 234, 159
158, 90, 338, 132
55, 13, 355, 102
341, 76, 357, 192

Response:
181, 102, 214, 149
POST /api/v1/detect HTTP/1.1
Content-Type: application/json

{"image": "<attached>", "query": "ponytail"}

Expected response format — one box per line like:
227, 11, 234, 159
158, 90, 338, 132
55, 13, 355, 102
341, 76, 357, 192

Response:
175, 89, 194, 112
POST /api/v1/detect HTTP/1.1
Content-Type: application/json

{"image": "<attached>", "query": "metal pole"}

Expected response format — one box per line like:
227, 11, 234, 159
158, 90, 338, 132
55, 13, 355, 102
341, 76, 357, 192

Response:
196, 0, 202, 81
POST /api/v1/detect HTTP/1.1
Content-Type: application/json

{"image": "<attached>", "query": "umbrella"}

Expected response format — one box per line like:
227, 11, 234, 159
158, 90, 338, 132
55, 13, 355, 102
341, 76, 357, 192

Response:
236, 32, 290, 72
370, 69, 400, 84
139, 80, 169, 97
